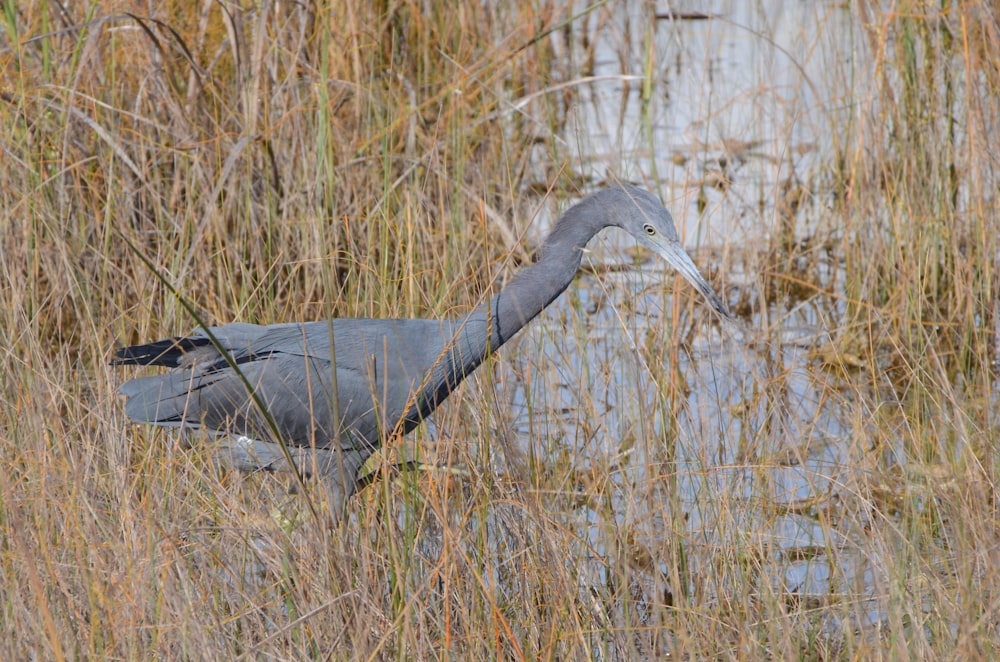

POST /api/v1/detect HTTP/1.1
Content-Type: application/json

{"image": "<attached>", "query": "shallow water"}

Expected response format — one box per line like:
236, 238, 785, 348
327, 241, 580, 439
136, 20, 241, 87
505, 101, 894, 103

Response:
498, 0, 876, 627
525, 0, 856, 244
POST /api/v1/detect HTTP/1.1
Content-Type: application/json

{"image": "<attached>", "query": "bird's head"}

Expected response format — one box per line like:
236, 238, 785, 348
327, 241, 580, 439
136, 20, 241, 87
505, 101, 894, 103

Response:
611, 185, 732, 319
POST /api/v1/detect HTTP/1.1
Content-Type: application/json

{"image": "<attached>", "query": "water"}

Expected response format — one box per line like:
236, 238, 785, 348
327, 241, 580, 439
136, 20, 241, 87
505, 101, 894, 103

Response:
498, 0, 879, 633
527, 1, 857, 244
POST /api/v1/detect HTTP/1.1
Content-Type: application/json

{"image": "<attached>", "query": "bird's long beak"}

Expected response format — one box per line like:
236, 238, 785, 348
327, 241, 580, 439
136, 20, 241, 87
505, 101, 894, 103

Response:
652, 240, 732, 319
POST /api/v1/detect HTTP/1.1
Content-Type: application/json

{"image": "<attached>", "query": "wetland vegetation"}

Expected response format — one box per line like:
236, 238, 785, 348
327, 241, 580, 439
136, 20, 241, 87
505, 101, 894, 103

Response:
0, 1, 998, 658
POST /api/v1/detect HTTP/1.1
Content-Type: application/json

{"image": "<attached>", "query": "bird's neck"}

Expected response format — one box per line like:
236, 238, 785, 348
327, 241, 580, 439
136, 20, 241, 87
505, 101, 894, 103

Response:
407, 200, 610, 426
481, 203, 611, 353
485, 245, 582, 351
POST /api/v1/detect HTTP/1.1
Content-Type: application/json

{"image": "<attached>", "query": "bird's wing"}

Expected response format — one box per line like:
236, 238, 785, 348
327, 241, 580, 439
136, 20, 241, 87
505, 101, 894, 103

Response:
123, 349, 398, 450
118, 318, 460, 448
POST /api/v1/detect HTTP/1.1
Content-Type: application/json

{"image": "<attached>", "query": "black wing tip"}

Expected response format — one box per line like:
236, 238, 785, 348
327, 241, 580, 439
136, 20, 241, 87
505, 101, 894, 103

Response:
110, 336, 210, 367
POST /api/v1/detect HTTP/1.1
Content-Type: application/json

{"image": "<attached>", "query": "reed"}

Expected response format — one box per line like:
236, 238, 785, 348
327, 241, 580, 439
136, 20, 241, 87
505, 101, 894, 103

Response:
1, 1, 997, 658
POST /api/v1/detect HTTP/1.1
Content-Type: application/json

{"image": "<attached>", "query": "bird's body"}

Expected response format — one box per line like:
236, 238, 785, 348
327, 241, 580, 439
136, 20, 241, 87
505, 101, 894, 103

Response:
114, 185, 730, 516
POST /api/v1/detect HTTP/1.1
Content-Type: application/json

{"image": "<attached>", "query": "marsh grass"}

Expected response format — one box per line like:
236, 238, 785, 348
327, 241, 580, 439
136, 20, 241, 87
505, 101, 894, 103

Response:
1, 1, 999, 659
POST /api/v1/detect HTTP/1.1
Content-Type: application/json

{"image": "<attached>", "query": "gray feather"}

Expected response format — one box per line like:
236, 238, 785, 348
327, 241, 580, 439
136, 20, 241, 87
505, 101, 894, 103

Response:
113, 186, 730, 519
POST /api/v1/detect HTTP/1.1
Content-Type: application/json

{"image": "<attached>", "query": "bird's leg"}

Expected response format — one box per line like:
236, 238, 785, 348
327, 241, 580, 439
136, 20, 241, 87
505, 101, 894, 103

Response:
211, 435, 368, 522
317, 449, 368, 524
214, 435, 300, 474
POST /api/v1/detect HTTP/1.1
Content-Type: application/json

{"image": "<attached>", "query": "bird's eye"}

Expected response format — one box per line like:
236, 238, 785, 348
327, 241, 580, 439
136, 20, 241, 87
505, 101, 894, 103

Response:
643, 224, 656, 235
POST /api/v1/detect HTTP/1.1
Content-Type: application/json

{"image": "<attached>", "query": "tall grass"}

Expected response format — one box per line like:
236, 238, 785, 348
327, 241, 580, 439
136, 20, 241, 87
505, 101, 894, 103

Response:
1, 0, 998, 658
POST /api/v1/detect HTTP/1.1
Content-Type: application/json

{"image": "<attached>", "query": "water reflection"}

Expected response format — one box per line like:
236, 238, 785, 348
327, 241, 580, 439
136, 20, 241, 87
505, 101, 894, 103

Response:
501, 0, 873, 639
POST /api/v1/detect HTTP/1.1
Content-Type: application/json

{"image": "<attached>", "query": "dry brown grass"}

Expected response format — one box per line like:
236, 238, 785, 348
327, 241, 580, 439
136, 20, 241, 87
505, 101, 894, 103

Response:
1, 1, 999, 659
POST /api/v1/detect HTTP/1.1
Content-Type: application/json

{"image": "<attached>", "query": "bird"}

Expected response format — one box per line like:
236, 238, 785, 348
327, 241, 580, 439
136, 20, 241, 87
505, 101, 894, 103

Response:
113, 185, 731, 518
